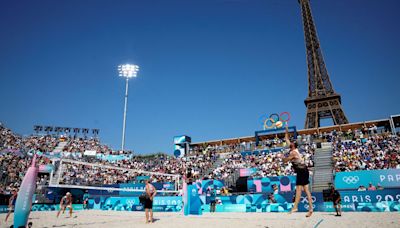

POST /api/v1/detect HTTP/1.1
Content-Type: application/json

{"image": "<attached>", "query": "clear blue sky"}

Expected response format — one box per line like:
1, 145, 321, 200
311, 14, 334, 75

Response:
0, 0, 399, 154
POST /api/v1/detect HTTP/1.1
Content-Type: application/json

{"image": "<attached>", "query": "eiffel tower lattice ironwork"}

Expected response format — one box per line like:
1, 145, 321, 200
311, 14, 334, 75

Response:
299, 0, 349, 128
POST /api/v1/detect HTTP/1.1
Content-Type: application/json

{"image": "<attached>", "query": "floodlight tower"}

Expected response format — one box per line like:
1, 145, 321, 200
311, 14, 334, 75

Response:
118, 64, 139, 152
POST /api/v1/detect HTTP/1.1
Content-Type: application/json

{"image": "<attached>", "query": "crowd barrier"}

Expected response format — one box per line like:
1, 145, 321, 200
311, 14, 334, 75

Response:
89, 196, 183, 212
199, 189, 400, 213
88, 182, 176, 197
1, 188, 398, 214
28, 151, 134, 162
335, 169, 400, 189
195, 179, 224, 194
0, 205, 8, 213
0, 204, 83, 213
247, 176, 299, 193
54, 188, 400, 213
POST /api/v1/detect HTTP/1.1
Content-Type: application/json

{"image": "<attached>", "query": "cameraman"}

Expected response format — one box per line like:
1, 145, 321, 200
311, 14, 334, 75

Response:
331, 186, 342, 216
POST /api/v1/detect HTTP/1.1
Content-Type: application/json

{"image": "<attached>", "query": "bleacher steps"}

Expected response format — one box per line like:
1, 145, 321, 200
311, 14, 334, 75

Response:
53, 140, 69, 153
312, 142, 334, 192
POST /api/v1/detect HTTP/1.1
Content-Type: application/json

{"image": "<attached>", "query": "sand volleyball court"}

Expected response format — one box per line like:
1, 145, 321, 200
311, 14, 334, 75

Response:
1, 211, 400, 228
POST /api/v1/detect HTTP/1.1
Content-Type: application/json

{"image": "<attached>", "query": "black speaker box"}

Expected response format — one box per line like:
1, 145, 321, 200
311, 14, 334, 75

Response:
236, 177, 248, 192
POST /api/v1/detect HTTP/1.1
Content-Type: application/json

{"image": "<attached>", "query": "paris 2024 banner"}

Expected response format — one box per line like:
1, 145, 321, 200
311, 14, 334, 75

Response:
335, 169, 400, 189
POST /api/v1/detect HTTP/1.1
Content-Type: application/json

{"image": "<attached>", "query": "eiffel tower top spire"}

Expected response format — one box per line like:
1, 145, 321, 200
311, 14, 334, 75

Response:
298, 0, 349, 128
299, 0, 335, 98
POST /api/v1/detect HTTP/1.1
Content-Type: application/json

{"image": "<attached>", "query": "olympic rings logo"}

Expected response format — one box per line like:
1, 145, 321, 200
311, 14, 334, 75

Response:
301, 196, 316, 210
126, 200, 136, 205
260, 112, 291, 130
303, 204, 316, 210
301, 196, 316, 204
342, 176, 360, 184
191, 189, 197, 197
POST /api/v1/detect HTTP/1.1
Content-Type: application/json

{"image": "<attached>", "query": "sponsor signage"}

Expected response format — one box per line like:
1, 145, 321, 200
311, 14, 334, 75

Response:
84, 150, 97, 156
199, 189, 400, 213
89, 196, 182, 212
247, 176, 298, 193
339, 189, 400, 204
239, 168, 258, 177
335, 169, 400, 189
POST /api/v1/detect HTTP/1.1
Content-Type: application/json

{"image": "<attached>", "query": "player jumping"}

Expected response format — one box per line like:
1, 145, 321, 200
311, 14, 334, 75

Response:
278, 125, 313, 217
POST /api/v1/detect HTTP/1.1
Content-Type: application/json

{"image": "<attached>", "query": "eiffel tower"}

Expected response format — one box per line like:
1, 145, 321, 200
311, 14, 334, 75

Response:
299, 0, 349, 128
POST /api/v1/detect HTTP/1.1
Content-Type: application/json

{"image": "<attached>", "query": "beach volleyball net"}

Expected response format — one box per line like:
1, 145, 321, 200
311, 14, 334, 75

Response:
48, 159, 182, 195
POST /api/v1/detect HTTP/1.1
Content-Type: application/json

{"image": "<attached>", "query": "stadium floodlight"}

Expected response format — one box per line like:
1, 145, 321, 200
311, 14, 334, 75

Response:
118, 64, 139, 78
118, 64, 139, 152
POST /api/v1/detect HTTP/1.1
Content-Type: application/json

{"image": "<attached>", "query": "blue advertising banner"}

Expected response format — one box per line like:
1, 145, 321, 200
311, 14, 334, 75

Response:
31, 204, 83, 211
247, 176, 297, 193
322, 189, 400, 212
339, 189, 400, 204
88, 182, 175, 197
0, 205, 8, 214
88, 184, 120, 196
200, 189, 400, 213
136, 176, 150, 181
201, 192, 322, 212
196, 179, 224, 194
2, 189, 398, 214
335, 169, 400, 190
89, 196, 182, 212
0, 204, 85, 214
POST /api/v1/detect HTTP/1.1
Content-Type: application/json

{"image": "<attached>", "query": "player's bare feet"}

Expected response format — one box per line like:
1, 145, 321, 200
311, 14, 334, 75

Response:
289, 208, 298, 214
306, 210, 313, 217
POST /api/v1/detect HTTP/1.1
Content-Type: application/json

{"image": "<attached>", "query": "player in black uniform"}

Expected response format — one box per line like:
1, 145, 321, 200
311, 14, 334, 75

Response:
331, 186, 342, 216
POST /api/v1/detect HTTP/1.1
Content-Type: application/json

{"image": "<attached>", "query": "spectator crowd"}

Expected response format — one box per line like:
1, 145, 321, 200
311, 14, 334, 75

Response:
60, 153, 217, 186
333, 134, 400, 172
1, 122, 399, 194
208, 142, 315, 183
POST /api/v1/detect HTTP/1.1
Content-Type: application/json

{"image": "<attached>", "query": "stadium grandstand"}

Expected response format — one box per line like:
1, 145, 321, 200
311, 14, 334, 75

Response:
1, 115, 399, 196
1, 116, 400, 227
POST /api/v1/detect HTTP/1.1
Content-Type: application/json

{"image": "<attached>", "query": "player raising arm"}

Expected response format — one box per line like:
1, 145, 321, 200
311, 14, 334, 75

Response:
278, 126, 313, 217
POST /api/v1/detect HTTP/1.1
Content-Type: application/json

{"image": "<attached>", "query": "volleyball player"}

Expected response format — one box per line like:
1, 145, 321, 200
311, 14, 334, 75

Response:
277, 125, 313, 217
144, 180, 157, 223
5, 189, 17, 222
57, 192, 73, 218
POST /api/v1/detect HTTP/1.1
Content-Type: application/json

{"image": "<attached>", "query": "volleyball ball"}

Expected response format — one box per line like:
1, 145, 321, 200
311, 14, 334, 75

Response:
275, 121, 283, 128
